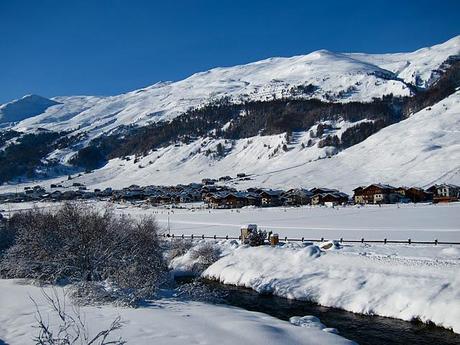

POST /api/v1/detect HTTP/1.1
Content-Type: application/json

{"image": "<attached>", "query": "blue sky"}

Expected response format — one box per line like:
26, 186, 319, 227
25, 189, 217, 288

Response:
0, 0, 459, 103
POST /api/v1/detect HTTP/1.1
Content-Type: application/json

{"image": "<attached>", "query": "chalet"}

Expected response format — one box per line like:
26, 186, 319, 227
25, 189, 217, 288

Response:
427, 184, 460, 203
353, 187, 365, 204
259, 190, 283, 207
404, 187, 432, 203
353, 184, 399, 204
310, 187, 339, 195
207, 192, 235, 209
312, 192, 348, 206
283, 188, 313, 205
205, 191, 259, 209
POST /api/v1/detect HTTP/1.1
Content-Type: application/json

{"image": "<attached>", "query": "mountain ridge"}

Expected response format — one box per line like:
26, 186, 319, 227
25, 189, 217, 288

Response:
0, 36, 459, 191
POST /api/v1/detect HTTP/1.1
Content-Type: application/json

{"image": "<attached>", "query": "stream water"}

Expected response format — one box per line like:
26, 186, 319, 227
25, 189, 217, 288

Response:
176, 278, 460, 345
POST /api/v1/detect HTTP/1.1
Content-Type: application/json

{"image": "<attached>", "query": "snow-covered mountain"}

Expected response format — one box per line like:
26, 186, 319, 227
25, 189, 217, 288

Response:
6, 35, 460, 137
0, 35, 459, 191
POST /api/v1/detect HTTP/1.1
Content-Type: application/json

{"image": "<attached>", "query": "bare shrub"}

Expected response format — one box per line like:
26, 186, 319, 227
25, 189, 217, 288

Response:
0, 218, 17, 257
167, 239, 193, 260
32, 287, 126, 344
175, 279, 227, 303
1, 203, 167, 304
189, 242, 221, 272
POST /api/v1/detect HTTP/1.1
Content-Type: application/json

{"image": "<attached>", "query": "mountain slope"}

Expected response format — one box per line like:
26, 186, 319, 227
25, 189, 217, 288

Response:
347, 35, 460, 88
0, 36, 459, 191
5, 89, 455, 194
9, 35, 460, 141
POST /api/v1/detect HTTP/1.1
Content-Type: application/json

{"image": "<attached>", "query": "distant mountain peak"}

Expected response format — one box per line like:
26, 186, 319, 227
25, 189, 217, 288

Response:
0, 94, 61, 125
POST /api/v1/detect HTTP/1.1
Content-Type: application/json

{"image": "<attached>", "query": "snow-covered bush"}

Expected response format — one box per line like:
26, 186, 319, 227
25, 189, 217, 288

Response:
245, 229, 267, 246
189, 242, 222, 272
0, 203, 167, 305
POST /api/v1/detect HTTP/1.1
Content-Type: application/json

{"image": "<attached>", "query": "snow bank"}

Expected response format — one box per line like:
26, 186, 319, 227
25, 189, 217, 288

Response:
203, 244, 460, 333
0, 279, 354, 345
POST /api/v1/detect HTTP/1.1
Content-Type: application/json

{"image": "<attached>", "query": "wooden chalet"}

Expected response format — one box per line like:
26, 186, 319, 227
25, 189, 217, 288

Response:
353, 184, 398, 204
311, 191, 348, 206
283, 188, 313, 205
427, 184, 460, 203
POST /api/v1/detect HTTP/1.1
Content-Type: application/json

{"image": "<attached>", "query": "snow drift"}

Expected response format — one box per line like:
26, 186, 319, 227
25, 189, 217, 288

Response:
203, 244, 460, 333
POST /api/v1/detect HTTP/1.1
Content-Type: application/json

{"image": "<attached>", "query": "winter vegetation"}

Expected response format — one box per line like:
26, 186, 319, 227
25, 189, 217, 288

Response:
31, 288, 126, 345
0, 203, 167, 306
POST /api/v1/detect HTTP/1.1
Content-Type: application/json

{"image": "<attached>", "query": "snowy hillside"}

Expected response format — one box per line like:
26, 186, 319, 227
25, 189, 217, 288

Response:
7, 35, 460, 140
348, 35, 460, 88
28, 90, 457, 194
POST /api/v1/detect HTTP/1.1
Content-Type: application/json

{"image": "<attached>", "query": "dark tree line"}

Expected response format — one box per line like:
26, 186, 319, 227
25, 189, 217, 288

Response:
0, 131, 65, 183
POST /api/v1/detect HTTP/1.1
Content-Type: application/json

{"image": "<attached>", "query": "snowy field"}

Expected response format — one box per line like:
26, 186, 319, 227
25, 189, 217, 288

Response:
3, 201, 460, 242
151, 203, 460, 242
1, 200, 460, 341
0, 279, 354, 345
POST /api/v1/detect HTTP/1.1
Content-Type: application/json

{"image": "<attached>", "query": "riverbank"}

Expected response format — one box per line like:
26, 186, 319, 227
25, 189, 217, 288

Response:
170, 239, 460, 333
0, 279, 354, 345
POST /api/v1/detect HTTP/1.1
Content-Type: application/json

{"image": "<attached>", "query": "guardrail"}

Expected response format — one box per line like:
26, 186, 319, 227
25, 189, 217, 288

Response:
161, 233, 460, 245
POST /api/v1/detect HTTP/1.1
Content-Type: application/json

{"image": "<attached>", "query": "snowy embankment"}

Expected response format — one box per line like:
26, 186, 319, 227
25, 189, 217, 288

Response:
199, 242, 460, 333
0, 279, 354, 345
